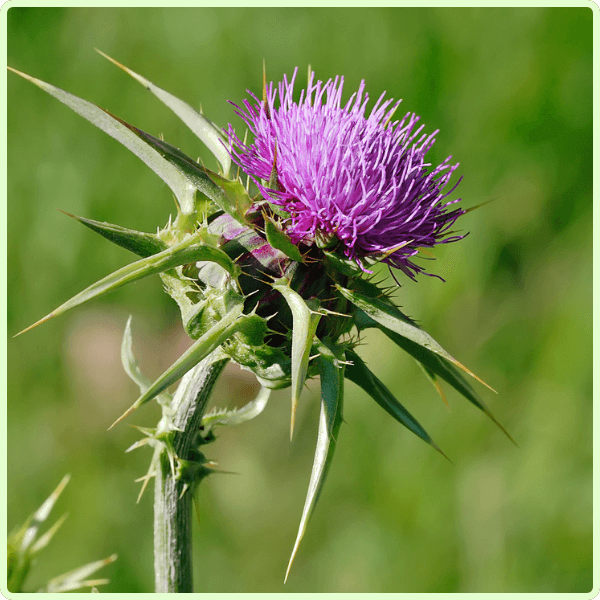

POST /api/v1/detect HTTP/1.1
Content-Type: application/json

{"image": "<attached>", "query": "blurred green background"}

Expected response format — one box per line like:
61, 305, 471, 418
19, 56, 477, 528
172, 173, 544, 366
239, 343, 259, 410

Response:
7, 7, 592, 593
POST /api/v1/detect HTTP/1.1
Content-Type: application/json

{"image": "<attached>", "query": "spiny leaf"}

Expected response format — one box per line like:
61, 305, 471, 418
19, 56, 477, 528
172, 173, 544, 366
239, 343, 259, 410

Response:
15, 232, 239, 337
110, 302, 244, 428
264, 216, 304, 263
7, 67, 197, 211
202, 386, 271, 430
205, 170, 253, 226
272, 278, 322, 439
345, 349, 449, 460
121, 316, 153, 393
96, 49, 231, 176
338, 284, 496, 392
60, 211, 167, 258
355, 310, 516, 445
323, 249, 363, 278
118, 120, 251, 224
121, 316, 172, 406
285, 340, 345, 582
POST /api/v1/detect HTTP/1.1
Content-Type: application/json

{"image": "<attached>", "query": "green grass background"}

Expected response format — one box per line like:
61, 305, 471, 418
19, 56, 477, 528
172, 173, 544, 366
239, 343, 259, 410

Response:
7, 6, 592, 593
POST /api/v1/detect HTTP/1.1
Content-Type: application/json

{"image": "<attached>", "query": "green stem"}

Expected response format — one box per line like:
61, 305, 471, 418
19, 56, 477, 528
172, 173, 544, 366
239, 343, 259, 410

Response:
153, 354, 228, 593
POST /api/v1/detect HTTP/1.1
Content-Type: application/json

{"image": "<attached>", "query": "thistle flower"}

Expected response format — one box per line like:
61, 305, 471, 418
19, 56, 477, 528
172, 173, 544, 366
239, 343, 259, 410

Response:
10, 56, 512, 590
229, 69, 465, 279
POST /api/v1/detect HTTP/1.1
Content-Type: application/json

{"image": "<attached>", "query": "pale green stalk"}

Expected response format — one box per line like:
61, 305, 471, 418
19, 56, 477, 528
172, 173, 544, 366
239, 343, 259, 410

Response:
153, 355, 228, 593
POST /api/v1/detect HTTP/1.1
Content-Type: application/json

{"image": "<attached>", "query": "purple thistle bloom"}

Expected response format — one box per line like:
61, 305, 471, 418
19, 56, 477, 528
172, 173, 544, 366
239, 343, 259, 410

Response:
228, 69, 466, 280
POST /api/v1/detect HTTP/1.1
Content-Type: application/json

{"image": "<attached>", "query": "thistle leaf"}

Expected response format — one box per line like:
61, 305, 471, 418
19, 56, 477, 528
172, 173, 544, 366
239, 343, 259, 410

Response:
121, 316, 152, 393
16, 233, 240, 337
272, 278, 322, 439
7, 67, 197, 211
323, 250, 363, 277
285, 341, 345, 582
345, 349, 448, 459
202, 386, 271, 430
96, 50, 231, 176
121, 316, 172, 405
338, 284, 495, 392
41, 554, 117, 593
110, 301, 244, 428
264, 216, 304, 263
204, 170, 253, 226
355, 310, 516, 444
117, 121, 250, 224
60, 211, 167, 258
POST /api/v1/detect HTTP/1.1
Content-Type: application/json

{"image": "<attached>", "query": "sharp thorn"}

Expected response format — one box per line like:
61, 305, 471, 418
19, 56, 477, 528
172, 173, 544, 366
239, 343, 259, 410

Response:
13, 312, 56, 338
136, 474, 152, 503
290, 396, 298, 442
108, 403, 139, 430
284, 539, 301, 584
179, 483, 190, 500
485, 410, 519, 447
450, 358, 497, 393
463, 199, 495, 214
433, 379, 450, 410
432, 442, 453, 465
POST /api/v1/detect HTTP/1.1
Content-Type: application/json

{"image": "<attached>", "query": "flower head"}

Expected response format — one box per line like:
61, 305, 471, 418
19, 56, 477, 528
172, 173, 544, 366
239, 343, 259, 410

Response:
229, 70, 466, 279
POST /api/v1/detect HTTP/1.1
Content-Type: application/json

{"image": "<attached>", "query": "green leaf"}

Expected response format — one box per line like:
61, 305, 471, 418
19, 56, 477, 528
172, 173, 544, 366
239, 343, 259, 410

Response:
355, 310, 515, 444
338, 284, 495, 392
97, 50, 231, 176
272, 278, 322, 439
66, 212, 167, 258
61, 211, 167, 258
264, 216, 304, 262
285, 341, 345, 582
110, 301, 245, 428
345, 349, 448, 459
119, 122, 251, 224
121, 316, 153, 393
121, 316, 172, 407
202, 386, 271, 431
323, 249, 363, 278
8, 67, 197, 212
16, 232, 240, 337
204, 170, 253, 226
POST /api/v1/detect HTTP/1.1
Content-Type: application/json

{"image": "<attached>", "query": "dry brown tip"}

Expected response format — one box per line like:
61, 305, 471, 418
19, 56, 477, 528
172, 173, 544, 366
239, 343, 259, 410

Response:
13, 313, 56, 338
